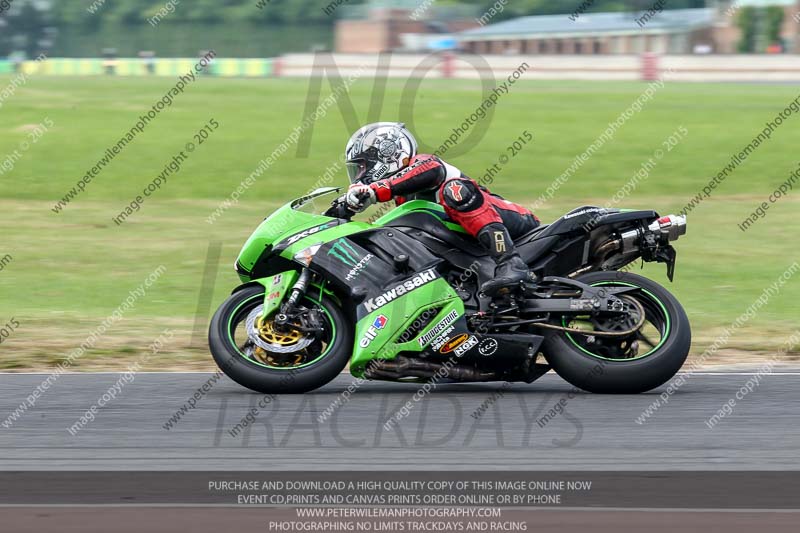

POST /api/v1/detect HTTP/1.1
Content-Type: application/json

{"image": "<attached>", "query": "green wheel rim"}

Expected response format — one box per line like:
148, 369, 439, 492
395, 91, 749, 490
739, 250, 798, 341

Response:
562, 281, 671, 362
226, 293, 337, 370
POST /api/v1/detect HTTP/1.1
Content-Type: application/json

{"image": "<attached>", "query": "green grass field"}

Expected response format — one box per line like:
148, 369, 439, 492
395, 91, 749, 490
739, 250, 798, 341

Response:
1, 75, 798, 370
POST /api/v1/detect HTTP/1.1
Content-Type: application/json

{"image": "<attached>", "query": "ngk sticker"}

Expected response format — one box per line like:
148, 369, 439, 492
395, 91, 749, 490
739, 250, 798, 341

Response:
454, 335, 479, 357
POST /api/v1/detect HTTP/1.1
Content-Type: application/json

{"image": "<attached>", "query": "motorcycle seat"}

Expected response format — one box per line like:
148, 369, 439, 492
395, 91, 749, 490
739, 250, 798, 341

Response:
515, 224, 549, 245
526, 206, 605, 242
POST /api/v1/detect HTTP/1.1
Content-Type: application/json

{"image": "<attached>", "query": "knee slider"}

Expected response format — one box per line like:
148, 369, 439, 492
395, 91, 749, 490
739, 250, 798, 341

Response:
442, 179, 482, 212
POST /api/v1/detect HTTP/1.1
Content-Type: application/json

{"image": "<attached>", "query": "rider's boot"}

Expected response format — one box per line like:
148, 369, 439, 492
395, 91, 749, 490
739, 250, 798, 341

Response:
477, 223, 531, 296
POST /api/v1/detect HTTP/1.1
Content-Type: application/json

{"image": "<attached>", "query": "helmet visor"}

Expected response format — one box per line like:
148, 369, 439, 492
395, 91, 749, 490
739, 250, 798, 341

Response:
346, 161, 367, 184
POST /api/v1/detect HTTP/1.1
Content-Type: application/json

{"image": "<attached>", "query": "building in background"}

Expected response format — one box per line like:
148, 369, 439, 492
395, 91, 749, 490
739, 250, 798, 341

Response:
456, 1, 800, 55
334, 0, 479, 53
458, 8, 718, 55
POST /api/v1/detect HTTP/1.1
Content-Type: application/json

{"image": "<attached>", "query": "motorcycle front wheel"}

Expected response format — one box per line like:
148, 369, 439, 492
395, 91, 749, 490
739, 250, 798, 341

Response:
542, 271, 691, 394
209, 285, 352, 394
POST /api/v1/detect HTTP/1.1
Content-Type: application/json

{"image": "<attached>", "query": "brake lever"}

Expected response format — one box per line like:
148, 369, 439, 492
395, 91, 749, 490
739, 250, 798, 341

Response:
325, 195, 355, 220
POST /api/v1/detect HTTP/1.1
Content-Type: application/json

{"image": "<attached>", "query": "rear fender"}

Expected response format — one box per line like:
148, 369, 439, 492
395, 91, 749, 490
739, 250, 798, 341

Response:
591, 210, 659, 228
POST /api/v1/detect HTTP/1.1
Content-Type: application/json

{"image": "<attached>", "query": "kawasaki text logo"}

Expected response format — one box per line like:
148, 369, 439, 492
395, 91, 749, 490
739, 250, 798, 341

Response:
564, 207, 603, 220
417, 309, 460, 347
363, 269, 438, 313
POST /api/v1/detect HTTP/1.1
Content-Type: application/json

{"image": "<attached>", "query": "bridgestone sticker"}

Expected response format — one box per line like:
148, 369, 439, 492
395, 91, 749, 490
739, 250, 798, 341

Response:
417, 309, 460, 347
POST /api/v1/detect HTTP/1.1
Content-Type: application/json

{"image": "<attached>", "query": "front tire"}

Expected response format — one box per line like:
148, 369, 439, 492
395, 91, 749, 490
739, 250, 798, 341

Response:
542, 271, 691, 394
209, 286, 352, 394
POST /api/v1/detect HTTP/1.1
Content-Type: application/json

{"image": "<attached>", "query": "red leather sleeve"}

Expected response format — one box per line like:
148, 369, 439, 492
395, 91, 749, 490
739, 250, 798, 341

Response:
369, 180, 393, 202
369, 155, 446, 202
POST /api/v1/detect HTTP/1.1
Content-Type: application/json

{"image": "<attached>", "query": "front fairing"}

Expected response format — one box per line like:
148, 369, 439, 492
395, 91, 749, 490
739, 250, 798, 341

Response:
235, 188, 372, 281
232, 189, 475, 375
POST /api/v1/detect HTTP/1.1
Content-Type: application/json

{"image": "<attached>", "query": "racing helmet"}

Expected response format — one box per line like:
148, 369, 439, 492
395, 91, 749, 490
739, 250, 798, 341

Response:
344, 122, 418, 185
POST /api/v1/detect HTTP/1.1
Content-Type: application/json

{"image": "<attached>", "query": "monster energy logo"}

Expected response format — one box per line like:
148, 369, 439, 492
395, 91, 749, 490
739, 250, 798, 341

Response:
328, 238, 360, 267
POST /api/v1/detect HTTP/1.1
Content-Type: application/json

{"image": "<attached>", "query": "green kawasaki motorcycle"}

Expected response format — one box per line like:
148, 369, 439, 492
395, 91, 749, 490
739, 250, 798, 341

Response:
209, 187, 690, 394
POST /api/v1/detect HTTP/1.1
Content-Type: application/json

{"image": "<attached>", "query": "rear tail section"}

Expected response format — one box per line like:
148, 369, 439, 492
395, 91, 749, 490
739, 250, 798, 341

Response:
518, 207, 687, 281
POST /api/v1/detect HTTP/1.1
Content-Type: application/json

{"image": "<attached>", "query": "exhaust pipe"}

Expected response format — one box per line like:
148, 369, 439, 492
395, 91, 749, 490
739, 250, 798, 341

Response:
649, 214, 687, 242
620, 214, 687, 255
364, 356, 497, 382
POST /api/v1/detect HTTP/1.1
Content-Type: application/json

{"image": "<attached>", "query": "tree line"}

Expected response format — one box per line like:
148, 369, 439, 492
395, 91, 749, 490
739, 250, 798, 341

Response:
2, 0, 710, 57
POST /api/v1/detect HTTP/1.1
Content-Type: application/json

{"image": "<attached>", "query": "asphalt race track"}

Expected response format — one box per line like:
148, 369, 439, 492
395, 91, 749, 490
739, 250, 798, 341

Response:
1, 369, 798, 471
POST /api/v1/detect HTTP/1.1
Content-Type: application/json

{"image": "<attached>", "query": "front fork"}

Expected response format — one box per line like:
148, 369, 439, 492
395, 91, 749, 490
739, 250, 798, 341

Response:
284, 268, 311, 309
274, 268, 311, 328
273, 268, 326, 338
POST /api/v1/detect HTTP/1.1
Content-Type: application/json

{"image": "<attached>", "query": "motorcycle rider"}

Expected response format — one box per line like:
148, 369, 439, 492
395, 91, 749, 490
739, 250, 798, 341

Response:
343, 122, 540, 295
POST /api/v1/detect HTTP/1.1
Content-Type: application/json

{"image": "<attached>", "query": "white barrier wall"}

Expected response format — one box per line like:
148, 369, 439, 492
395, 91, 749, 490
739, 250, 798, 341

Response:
661, 55, 800, 82
279, 53, 800, 82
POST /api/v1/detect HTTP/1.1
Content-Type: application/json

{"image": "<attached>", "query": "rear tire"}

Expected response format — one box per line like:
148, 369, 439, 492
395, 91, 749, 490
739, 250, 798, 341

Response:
209, 286, 352, 394
542, 271, 691, 394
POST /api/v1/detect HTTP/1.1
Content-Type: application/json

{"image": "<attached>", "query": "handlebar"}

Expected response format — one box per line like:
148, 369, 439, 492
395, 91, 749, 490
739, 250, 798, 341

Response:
354, 189, 371, 202
324, 194, 356, 220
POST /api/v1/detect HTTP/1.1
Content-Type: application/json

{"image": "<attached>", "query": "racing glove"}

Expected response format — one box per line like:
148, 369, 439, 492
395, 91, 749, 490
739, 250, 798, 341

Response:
345, 184, 377, 213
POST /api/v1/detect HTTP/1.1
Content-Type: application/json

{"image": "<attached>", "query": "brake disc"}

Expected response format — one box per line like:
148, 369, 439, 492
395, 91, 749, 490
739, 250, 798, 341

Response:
245, 305, 314, 354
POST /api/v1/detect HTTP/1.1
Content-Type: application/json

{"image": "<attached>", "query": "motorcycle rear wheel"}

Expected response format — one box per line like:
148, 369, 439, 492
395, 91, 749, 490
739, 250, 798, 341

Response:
542, 271, 691, 394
